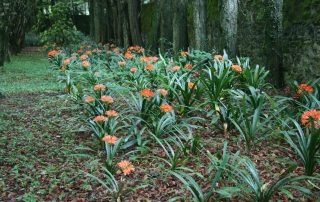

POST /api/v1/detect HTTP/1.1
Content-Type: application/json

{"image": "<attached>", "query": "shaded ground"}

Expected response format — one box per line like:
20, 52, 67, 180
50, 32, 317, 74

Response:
0, 55, 106, 201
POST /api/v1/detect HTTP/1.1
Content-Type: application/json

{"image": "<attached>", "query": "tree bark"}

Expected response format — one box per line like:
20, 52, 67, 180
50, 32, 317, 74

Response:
193, 0, 206, 50
220, 0, 238, 57
93, 0, 106, 43
116, 0, 124, 46
110, 0, 118, 44
160, 0, 173, 51
89, 0, 95, 38
127, 0, 143, 46
0, 0, 11, 66
173, 0, 188, 52
264, 0, 284, 87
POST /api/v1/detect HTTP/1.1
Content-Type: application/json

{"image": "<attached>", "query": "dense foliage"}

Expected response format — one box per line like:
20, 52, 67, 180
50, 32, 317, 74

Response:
47, 44, 320, 201
33, 2, 84, 46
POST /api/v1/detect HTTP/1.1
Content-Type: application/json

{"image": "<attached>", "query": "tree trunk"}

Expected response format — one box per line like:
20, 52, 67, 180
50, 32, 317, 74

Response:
110, 0, 118, 44
220, 0, 238, 57
127, 0, 143, 46
193, 0, 206, 50
264, 0, 284, 87
116, 0, 124, 46
106, 0, 114, 41
93, 0, 106, 43
0, 0, 10, 66
160, 0, 172, 51
0, 31, 5, 67
147, 0, 160, 51
89, 0, 95, 38
173, 0, 188, 52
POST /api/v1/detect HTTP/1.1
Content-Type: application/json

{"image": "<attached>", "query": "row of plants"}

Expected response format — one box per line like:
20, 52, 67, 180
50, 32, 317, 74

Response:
47, 43, 320, 201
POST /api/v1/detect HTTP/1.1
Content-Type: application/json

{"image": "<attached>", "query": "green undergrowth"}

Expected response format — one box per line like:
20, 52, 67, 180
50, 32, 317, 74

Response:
0, 54, 62, 94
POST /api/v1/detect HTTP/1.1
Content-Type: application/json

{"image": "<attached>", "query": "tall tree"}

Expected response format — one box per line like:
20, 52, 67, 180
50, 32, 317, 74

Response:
89, 0, 95, 38
127, 0, 143, 46
220, 0, 238, 57
110, 0, 119, 44
172, 0, 188, 52
9, 0, 37, 54
193, 0, 206, 50
146, 0, 160, 51
264, 0, 284, 87
0, 0, 11, 66
93, 0, 106, 43
160, 0, 172, 51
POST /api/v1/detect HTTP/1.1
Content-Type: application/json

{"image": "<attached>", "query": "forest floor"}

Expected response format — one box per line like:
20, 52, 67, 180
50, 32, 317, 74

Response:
0, 55, 107, 201
0, 55, 319, 201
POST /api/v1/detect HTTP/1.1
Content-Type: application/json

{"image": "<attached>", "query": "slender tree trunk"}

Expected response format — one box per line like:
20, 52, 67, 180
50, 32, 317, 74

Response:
220, 0, 238, 57
116, 0, 124, 46
93, 0, 101, 42
89, 0, 95, 38
173, 0, 188, 52
160, 0, 172, 51
93, 0, 106, 43
110, 0, 118, 44
264, 0, 284, 87
127, 0, 143, 46
148, 0, 160, 51
106, 0, 113, 41
0, 31, 5, 67
193, 0, 206, 50
0, 0, 10, 66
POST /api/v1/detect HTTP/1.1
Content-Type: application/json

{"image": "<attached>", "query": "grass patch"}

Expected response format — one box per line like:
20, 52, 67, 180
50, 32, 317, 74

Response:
0, 55, 62, 94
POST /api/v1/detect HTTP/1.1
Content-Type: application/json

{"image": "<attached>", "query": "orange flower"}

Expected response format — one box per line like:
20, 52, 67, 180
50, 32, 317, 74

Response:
301, 109, 320, 128
184, 64, 193, 70
85, 96, 95, 103
139, 56, 147, 62
160, 104, 173, 113
130, 67, 138, 73
157, 89, 168, 96
188, 82, 196, 89
101, 95, 113, 104
232, 64, 242, 72
94, 84, 106, 91
105, 110, 119, 117
171, 66, 181, 71
145, 64, 154, 71
181, 52, 189, 57
151, 57, 159, 62
141, 89, 155, 98
102, 135, 118, 144
118, 61, 126, 66
86, 50, 92, 55
94, 115, 108, 122
48, 50, 58, 58
77, 49, 83, 53
80, 54, 88, 60
125, 51, 135, 59
82, 60, 91, 68
117, 160, 135, 175
60, 66, 66, 71
64, 58, 71, 65
298, 84, 314, 94
214, 55, 224, 61
113, 48, 119, 53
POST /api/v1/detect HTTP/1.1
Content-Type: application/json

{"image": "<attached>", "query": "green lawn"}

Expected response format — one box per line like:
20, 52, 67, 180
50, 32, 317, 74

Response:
0, 55, 62, 94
